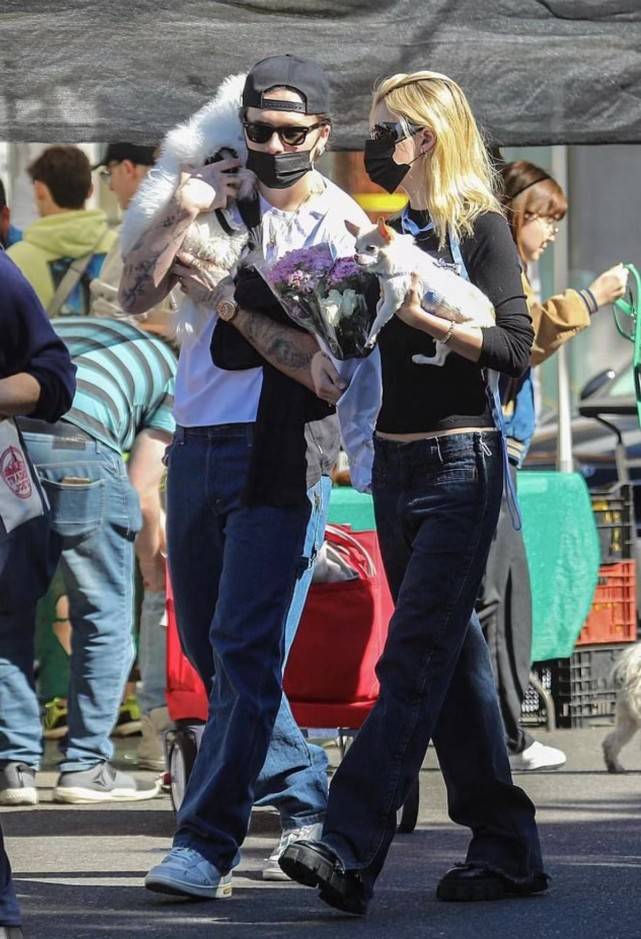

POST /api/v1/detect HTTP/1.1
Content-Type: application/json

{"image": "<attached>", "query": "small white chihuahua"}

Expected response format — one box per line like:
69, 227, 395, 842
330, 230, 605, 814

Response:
345, 217, 495, 364
602, 643, 641, 772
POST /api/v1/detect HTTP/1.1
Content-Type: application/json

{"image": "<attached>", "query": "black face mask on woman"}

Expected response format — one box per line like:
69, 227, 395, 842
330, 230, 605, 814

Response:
363, 137, 412, 194
246, 148, 313, 189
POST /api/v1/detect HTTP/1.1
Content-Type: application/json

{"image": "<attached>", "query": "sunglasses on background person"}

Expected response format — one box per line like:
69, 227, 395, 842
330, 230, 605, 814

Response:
98, 161, 122, 183
523, 213, 561, 234
243, 121, 327, 147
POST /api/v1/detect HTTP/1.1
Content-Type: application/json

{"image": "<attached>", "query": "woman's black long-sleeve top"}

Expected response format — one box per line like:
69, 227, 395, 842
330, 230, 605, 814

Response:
376, 209, 534, 435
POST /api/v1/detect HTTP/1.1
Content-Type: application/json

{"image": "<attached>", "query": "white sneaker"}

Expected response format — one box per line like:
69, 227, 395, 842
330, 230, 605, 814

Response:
509, 740, 567, 771
0, 763, 38, 806
262, 821, 324, 881
53, 762, 161, 803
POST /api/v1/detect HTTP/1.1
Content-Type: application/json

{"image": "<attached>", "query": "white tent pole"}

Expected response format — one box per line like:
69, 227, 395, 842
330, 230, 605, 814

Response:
551, 145, 574, 473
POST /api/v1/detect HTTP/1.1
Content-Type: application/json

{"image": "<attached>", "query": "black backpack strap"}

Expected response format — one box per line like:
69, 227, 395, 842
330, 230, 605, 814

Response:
214, 209, 235, 237
215, 192, 261, 239
236, 195, 261, 244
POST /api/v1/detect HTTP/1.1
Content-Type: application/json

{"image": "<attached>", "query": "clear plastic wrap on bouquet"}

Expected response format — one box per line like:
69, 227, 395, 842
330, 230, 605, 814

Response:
256, 245, 379, 360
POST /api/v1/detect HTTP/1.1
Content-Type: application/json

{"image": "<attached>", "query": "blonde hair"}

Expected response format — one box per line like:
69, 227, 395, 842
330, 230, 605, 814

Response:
371, 71, 501, 246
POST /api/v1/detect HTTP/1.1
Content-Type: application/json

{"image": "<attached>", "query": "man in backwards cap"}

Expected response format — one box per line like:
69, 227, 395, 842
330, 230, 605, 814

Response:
120, 54, 369, 899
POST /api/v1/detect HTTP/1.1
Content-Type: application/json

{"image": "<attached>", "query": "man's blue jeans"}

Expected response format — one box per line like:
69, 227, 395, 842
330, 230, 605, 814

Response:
0, 433, 141, 773
323, 432, 544, 893
165, 424, 330, 870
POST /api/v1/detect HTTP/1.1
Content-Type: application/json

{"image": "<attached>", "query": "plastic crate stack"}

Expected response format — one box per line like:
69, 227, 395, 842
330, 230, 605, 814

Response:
526, 484, 637, 729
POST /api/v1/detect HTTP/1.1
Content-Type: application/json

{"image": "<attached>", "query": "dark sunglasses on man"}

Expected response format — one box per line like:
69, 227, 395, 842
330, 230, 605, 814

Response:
243, 120, 327, 147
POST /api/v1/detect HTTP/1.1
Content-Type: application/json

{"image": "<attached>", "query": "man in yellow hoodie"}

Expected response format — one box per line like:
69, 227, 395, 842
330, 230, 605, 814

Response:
7, 145, 116, 316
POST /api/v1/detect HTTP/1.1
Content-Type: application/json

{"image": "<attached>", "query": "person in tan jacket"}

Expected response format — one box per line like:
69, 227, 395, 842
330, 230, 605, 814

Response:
478, 160, 627, 771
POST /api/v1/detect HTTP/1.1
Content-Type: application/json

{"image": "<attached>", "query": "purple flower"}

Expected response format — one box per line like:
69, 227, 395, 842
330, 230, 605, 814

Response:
269, 246, 331, 290
327, 257, 362, 287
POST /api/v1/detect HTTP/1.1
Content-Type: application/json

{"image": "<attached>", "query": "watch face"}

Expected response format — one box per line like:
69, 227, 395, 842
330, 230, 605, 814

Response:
217, 299, 236, 321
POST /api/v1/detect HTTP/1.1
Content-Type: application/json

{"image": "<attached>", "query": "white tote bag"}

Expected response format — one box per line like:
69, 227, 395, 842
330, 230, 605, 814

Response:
0, 418, 47, 533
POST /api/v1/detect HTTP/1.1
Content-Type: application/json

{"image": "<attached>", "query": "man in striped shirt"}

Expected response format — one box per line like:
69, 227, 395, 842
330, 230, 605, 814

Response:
6, 316, 176, 804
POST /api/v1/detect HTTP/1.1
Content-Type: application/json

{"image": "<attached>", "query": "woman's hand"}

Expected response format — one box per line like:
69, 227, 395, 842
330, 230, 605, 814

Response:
394, 272, 484, 361
172, 252, 229, 308
311, 351, 346, 405
589, 264, 628, 309
175, 158, 240, 215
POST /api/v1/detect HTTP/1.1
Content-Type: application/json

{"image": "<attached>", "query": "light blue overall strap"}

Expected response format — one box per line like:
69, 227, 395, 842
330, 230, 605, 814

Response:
400, 205, 435, 237
448, 228, 522, 531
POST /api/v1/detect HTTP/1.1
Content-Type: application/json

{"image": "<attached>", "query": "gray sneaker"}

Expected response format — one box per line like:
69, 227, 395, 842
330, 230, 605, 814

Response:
53, 761, 160, 804
0, 762, 38, 806
0, 926, 24, 938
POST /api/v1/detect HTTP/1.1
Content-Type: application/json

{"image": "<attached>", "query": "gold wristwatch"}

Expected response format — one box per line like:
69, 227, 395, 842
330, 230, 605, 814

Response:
216, 298, 239, 322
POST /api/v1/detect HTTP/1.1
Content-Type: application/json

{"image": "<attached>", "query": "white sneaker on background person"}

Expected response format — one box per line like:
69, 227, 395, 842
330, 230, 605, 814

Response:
509, 740, 566, 771
53, 761, 161, 803
0, 763, 38, 806
262, 821, 324, 880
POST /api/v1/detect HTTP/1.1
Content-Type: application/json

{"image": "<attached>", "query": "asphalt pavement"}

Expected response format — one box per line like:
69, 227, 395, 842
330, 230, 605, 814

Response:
4, 725, 641, 939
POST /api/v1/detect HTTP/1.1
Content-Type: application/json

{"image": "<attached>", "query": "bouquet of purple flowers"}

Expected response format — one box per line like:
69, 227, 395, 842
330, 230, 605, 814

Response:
259, 244, 378, 359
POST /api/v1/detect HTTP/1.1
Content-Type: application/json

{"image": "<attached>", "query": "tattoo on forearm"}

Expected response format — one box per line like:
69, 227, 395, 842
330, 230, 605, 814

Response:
121, 207, 195, 307
238, 312, 313, 371
121, 255, 158, 307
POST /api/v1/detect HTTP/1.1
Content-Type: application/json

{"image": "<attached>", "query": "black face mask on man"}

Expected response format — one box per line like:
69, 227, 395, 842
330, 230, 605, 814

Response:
364, 137, 425, 194
246, 148, 314, 190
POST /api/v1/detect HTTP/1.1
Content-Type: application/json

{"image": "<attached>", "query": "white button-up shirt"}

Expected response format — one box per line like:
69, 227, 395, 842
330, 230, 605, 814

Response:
173, 174, 370, 429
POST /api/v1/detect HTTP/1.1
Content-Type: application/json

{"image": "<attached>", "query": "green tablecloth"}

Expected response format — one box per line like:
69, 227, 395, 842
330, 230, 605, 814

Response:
328, 471, 600, 661
518, 471, 600, 660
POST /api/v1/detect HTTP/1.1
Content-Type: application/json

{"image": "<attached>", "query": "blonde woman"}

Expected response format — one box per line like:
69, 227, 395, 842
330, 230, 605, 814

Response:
281, 72, 546, 913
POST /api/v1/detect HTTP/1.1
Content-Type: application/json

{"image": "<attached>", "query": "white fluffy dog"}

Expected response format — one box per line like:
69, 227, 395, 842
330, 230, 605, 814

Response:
121, 72, 255, 340
602, 643, 641, 772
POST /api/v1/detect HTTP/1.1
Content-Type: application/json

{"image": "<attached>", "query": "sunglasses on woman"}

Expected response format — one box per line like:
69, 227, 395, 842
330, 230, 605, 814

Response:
243, 121, 326, 147
370, 120, 423, 145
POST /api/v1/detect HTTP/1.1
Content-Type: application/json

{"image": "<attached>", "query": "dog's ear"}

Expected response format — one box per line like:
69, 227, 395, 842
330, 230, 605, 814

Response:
344, 219, 361, 238
377, 217, 394, 243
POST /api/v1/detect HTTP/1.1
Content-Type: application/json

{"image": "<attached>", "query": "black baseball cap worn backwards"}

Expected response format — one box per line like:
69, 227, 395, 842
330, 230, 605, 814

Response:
92, 142, 156, 170
242, 55, 330, 115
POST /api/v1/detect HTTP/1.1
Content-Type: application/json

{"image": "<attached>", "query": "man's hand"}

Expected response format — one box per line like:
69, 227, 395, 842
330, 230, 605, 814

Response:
128, 429, 171, 592
311, 351, 346, 405
175, 158, 240, 215
172, 252, 229, 308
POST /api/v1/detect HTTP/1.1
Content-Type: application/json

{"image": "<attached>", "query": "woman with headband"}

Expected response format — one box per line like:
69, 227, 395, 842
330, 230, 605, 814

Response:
281, 71, 546, 914
478, 160, 627, 772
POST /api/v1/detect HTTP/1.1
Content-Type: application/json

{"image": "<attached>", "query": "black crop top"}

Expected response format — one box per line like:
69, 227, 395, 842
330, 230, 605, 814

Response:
376, 209, 533, 435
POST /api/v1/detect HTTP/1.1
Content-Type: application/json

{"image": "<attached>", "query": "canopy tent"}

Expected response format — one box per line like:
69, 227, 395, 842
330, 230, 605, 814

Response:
2, 1, 640, 148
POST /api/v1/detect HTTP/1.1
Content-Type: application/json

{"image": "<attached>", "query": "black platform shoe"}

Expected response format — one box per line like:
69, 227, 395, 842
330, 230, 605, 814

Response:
436, 863, 549, 902
279, 840, 370, 916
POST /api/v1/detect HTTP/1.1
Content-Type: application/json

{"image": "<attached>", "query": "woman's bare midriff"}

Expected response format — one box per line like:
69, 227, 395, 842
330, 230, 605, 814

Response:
375, 426, 499, 443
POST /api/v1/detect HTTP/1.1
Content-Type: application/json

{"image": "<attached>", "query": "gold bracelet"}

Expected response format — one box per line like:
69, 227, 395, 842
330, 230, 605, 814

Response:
441, 320, 456, 344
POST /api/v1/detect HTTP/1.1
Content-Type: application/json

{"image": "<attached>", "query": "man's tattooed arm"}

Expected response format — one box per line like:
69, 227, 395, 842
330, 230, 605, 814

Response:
233, 308, 320, 393
119, 199, 197, 316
